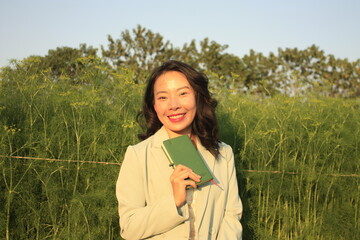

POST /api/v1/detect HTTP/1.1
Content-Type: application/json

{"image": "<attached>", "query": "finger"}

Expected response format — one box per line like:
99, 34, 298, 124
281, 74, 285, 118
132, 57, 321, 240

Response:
184, 180, 198, 189
189, 171, 201, 179
173, 164, 191, 173
186, 171, 201, 182
173, 169, 201, 183
174, 164, 201, 179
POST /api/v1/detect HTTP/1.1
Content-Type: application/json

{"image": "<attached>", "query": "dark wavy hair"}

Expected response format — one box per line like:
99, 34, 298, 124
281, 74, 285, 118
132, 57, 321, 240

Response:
137, 60, 220, 158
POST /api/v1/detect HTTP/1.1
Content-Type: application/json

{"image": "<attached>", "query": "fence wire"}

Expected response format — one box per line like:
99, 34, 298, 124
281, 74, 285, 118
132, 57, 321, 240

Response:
1, 155, 359, 178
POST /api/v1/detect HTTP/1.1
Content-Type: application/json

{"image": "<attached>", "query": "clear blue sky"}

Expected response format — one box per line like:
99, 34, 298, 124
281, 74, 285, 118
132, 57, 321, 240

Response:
1, 0, 359, 68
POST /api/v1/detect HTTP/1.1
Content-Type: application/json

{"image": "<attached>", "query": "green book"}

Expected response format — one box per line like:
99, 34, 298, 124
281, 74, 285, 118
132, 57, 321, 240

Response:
161, 135, 214, 186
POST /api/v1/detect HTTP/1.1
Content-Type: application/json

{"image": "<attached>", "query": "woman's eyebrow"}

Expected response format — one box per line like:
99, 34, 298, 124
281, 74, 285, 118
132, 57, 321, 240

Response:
155, 86, 190, 95
155, 90, 167, 95
177, 86, 190, 91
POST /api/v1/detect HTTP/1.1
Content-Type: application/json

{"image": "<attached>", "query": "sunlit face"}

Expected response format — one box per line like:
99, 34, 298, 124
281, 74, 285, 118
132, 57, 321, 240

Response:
153, 71, 197, 138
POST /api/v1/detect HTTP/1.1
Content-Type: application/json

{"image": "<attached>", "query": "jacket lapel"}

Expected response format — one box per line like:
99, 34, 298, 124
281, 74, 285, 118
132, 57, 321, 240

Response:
195, 140, 217, 228
149, 126, 173, 177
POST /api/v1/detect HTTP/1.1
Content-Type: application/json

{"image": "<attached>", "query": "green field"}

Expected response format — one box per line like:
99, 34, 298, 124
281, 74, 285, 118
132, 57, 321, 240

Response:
1, 64, 359, 239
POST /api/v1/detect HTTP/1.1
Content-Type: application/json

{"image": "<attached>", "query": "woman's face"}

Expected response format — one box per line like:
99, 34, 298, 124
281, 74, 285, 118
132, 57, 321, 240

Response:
153, 71, 197, 138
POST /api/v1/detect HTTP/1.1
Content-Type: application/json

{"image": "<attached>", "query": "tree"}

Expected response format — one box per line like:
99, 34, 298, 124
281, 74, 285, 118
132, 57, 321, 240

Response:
240, 50, 278, 95
3, 24, 359, 97
101, 25, 174, 83
321, 55, 360, 97
0, 44, 102, 86
175, 38, 245, 91
41, 44, 98, 83
101, 25, 242, 85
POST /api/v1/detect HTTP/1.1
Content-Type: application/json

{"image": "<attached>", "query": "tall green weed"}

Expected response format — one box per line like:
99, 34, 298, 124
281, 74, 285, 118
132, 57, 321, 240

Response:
0, 60, 359, 239
217, 94, 359, 239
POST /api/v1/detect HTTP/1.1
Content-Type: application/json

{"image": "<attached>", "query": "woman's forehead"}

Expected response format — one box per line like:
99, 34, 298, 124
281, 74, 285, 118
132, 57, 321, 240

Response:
154, 71, 191, 89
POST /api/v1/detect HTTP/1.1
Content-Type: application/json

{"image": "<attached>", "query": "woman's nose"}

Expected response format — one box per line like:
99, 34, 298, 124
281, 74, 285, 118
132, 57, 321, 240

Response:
169, 97, 181, 110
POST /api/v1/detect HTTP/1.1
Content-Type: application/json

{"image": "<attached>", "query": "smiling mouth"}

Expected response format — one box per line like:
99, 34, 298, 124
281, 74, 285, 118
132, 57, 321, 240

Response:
168, 113, 186, 120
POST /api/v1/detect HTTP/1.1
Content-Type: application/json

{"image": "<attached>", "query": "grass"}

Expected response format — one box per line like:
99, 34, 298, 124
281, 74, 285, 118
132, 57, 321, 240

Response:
0, 61, 359, 239
217, 94, 360, 239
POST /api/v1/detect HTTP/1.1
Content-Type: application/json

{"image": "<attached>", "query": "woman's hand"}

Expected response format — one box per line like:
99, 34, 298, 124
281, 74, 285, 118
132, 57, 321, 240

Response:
170, 164, 201, 207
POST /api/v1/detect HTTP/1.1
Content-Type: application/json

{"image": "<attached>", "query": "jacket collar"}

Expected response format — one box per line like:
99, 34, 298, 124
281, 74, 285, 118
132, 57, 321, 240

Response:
152, 126, 170, 148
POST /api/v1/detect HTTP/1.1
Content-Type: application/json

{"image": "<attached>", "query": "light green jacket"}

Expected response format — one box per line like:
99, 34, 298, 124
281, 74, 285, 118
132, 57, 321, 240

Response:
116, 126, 243, 239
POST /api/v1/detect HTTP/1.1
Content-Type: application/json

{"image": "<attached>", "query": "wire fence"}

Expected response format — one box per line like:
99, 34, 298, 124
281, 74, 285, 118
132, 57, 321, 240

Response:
1, 155, 359, 178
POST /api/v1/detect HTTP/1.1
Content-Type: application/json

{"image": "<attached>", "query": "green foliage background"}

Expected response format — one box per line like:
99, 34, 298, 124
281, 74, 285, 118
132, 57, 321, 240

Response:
1, 25, 360, 239
0, 56, 359, 239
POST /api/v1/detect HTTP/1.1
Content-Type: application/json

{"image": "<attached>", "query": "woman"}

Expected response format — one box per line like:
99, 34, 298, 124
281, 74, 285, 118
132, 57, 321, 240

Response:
116, 60, 243, 239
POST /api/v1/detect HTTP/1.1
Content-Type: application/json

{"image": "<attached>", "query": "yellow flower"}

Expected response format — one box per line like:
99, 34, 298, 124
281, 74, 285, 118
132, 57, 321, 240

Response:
121, 120, 136, 129
70, 101, 89, 108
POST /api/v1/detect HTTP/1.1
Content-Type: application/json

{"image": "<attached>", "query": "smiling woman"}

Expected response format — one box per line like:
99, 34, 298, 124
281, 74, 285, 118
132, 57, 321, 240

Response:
116, 60, 243, 239
153, 71, 197, 138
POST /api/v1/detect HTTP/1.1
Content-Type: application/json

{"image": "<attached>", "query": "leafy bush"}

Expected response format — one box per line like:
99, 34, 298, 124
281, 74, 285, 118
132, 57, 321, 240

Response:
0, 58, 359, 239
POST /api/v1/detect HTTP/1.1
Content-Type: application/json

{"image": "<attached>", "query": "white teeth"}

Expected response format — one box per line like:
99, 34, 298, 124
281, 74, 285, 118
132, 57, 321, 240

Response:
169, 114, 185, 119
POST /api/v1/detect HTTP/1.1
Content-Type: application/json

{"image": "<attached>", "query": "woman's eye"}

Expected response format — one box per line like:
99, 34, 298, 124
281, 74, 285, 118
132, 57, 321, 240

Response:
180, 92, 188, 96
158, 96, 167, 100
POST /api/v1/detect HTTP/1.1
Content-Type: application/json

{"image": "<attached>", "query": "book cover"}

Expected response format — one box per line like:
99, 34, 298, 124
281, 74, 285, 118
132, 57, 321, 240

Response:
161, 135, 214, 186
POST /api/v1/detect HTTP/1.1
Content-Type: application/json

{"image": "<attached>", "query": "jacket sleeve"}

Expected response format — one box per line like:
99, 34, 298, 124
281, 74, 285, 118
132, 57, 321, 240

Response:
217, 146, 243, 239
116, 146, 187, 240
